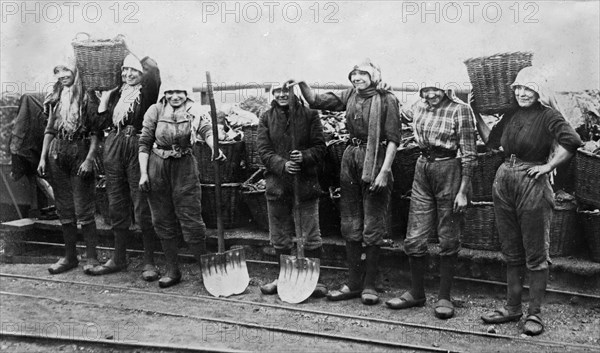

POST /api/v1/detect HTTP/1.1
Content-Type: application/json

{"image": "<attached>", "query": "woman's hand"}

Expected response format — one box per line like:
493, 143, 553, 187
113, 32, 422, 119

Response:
369, 170, 391, 193
285, 161, 300, 174
376, 81, 391, 92
527, 164, 553, 180
139, 173, 150, 192
453, 191, 468, 213
283, 79, 299, 89
289, 150, 303, 164
37, 160, 47, 178
77, 158, 94, 179
211, 149, 227, 162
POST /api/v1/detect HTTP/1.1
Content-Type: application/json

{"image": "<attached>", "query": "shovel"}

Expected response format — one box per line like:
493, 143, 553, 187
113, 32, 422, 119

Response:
201, 71, 249, 297
277, 86, 321, 304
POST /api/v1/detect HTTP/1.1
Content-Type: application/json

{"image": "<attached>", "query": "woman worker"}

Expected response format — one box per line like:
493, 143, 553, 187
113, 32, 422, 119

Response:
138, 81, 225, 288
474, 67, 582, 335
87, 54, 161, 281
37, 55, 101, 274
288, 58, 401, 305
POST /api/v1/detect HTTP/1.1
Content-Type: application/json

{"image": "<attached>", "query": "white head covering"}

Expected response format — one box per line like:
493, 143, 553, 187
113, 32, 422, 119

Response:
122, 53, 143, 73
348, 58, 382, 85
510, 66, 563, 112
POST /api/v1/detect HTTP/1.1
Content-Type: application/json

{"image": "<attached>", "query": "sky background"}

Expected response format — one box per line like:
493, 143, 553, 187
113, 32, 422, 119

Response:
2, 0, 599, 105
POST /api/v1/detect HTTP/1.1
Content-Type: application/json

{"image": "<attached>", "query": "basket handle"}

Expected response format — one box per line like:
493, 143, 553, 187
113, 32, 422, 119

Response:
73, 32, 90, 42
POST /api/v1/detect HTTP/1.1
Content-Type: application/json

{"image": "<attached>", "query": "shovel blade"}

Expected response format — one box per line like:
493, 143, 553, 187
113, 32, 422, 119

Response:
201, 249, 249, 297
277, 255, 320, 304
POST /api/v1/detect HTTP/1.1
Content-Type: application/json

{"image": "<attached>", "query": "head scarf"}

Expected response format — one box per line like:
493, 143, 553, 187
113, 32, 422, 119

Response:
47, 52, 83, 132
348, 58, 382, 86
510, 66, 563, 113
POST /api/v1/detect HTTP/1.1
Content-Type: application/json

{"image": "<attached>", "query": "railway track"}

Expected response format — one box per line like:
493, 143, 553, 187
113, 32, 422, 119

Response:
1, 273, 597, 352
19, 240, 600, 301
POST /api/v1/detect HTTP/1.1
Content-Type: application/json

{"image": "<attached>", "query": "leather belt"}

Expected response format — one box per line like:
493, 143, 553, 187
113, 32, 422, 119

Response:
348, 137, 388, 147
505, 154, 544, 167
421, 147, 457, 162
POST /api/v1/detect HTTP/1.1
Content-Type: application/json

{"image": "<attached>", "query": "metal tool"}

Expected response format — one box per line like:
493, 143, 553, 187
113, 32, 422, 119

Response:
201, 71, 249, 297
277, 86, 320, 304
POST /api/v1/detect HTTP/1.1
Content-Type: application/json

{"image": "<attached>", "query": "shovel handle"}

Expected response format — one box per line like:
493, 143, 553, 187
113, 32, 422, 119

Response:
206, 71, 225, 253
288, 88, 305, 259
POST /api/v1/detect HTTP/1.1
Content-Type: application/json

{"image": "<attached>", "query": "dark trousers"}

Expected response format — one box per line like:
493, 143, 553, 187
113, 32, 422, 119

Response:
405, 157, 462, 257
147, 152, 206, 243
493, 162, 552, 271
339, 145, 391, 246
47, 138, 95, 225
104, 130, 153, 232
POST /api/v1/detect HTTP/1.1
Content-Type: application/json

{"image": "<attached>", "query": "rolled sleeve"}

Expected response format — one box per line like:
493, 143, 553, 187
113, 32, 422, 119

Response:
455, 104, 478, 178
139, 104, 159, 154
383, 93, 401, 145
547, 111, 583, 153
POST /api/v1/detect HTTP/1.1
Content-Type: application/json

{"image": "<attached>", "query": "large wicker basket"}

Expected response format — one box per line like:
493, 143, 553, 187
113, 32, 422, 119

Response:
550, 196, 582, 256
461, 202, 501, 251
464, 52, 533, 115
471, 147, 504, 201
72, 33, 128, 90
575, 148, 600, 208
194, 140, 246, 184
242, 125, 262, 171
201, 183, 242, 229
392, 145, 421, 195
579, 209, 600, 263
241, 168, 269, 231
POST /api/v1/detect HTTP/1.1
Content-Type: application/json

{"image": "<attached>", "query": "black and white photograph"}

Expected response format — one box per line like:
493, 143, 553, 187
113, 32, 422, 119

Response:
1, 1, 599, 352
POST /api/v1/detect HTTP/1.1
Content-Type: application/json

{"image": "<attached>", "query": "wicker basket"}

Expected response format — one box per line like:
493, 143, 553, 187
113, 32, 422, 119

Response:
72, 33, 129, 90
461, 202, 501, 251
575, 148, 600, 208
464, 52, 533, 115
242, 125, 263, 171
472, 147, 504, 201
241, 169, 269, 231
201, 183, 242, 229
194, 140, 246, 184
550, 196, 582, 256
579, 209, 600, 263
392, 145, 421, 195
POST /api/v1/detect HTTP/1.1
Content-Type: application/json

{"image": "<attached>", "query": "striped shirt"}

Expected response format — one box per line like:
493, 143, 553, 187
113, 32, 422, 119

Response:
406, 96, 477, 177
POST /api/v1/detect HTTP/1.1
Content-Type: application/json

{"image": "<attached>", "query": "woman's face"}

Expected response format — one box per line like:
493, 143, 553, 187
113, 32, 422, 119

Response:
56, 69, 75, 87
273, 88, 290, 106
165, 90, 187, 108
122, 67, 143, 86
422, 87, 445, 107
514, 85, 539, 108
350, 70, 372, 90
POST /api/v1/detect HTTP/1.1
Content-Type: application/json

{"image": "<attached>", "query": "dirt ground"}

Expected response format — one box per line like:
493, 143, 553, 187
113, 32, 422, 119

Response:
1, 252, 599, 353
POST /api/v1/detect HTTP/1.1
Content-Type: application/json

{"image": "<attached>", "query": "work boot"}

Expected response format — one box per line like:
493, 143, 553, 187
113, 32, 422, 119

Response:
81, 222, 100, 273
48, 222, 79, 274
305, 246, 328, 298
141, 228, 159, 282
188, 241, 207, 281
361, 245, 380, 305
260, 248, 291, 295
327, 241, 363, 301
159, 239, 181, 288
86, 229, 129, 276
524, 268, 548, 336
435, 254, 457, 319
506, 265, 525, 312
385, 255, 428, 309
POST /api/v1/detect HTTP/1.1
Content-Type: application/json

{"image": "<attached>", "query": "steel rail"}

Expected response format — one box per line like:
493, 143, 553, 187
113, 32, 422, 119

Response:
21, 240, 600, 300
0, 331, 247, 353
2, 273, 597, 351
0, 290, 450, 353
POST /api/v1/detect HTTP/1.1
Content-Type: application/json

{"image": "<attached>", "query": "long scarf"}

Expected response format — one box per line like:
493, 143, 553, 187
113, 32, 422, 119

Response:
112, 83, 141, 127
346, 86, 385, 183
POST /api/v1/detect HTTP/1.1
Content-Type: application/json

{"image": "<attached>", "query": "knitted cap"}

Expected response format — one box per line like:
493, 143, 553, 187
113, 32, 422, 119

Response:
122, 53, 143, 73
